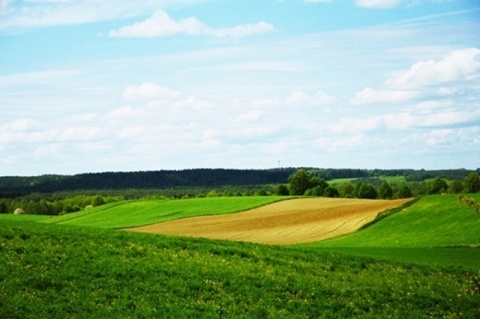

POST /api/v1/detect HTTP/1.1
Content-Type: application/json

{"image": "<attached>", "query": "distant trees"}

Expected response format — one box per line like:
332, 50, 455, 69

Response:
396, 184, 413, 198
287, 169, 339, 197
378, 181, 393, 199
356, 183, 378, 199
464, 172, 480, 193
429, 178, 448, 194
449, 179, 464, 194
287, 169, 317, 196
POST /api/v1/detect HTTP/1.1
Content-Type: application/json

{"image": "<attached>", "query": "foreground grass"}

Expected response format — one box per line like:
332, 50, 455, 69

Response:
1, 220, 479, 319
304, 247, 480, 272
40, 196, 290, 228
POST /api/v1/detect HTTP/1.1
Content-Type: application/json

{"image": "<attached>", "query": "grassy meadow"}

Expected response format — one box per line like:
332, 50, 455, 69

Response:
1, 219, 479, 318
297, 194, 480, 270
1, 194, 480, 318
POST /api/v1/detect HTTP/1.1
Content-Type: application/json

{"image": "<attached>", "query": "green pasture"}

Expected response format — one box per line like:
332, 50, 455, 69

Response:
302, 194, 480, 248
1, 219, 479, 319
297, 194, 480, 270
39, 196, 290, 228
329, 175, 406, 184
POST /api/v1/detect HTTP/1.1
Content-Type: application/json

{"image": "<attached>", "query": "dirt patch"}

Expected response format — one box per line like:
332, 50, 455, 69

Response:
126, 198, 411, 245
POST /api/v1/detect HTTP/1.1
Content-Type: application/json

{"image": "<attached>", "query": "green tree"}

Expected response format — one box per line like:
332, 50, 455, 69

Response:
276, 184, 290, 196
324, 186, 340, 198
0, 200, 8, 214
378, 181, 393, 199
357, 183, 378, 199
304, 186, 324, 196
288, 169, 315, 196
464, 172, 480, 193
396, 184, 413, 198
449, 179, 464, 194
342, 182, 354, 198
429, 178, 448, 194
92, 195, 105, 207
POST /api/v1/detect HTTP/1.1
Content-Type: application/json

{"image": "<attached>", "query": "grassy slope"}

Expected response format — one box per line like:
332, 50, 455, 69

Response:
40, 196, 289, 228
1, 219, 479, 319
297, 194, 480, 270
303, 194, 480, 248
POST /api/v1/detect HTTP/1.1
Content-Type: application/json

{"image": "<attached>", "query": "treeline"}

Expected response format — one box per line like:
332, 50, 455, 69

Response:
286, 169, 480, 199
1, 168, 479, 196
0, 168, 295, 196
0, 185, 281, 216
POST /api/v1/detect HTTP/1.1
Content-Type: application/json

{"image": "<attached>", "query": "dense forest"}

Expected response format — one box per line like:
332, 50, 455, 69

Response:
0, 168, 478, 196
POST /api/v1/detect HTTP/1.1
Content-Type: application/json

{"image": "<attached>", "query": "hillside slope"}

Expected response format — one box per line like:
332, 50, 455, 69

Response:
303, 194, 480, 248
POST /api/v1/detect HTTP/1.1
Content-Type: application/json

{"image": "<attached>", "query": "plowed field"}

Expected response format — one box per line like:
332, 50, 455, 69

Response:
127, 198, 411, 245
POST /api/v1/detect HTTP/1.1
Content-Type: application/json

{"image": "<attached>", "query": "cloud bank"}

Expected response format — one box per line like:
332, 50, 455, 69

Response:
109, 10, 274, 38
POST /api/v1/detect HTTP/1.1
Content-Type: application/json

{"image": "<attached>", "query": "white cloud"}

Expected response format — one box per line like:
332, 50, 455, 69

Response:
58, 127, 107, 142
109, 10, 207, 37
355, 0, 402, 9
350, 87, 417, 104
0, 0, 192, 30
351, 48, 480, 105
385, 47, 480, 89
331, 116, 384, 134
109, 10, 274, 38
123, 83, 180, 100
285, 90, 309, 105
3, 118, 43, 132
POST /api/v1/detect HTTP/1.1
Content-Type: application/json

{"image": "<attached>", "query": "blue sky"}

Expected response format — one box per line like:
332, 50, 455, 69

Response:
1, 0, 479, 176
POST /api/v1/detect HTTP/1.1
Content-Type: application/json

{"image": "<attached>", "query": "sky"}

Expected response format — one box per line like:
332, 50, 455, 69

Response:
1, 0, 480, 176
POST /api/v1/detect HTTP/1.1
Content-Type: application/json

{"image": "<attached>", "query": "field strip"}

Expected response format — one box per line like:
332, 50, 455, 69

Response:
126, 198, 411, 245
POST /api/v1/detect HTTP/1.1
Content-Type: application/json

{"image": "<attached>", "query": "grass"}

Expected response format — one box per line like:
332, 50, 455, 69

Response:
1, 219, 479, 319
296, 194, 480, 271
38, 196, 290, 229
301, 194, 480, 248
328, 175, 406, 184
303, 247, 480, 271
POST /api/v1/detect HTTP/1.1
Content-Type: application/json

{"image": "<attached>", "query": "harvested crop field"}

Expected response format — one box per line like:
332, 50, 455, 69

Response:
127, 198, 411, 245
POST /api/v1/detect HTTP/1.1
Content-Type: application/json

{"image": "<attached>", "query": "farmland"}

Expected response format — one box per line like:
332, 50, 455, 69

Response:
128, 198, 410, 245
1, 194, 480, 318
41, 196, 288, 229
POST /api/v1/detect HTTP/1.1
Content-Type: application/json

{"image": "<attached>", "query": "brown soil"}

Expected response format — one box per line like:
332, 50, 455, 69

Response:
126, 198, 411, 245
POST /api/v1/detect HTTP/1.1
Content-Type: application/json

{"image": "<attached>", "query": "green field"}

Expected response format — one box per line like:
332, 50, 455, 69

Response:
1, 194, 480, 318
39, 196, 289, 228
297, 194, 480, 270
329, 175, 407, 185
1, 219, 479, 318
302, 194, 480, 248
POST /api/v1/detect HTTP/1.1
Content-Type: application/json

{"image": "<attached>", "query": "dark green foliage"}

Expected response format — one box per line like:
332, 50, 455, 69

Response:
449, 179, 464, 194
91, 195, 105, 207
288, 169, 329, 196
1, 220, 479, 319
0, 200, 7, 214
356, 183, 378, 199
429, 177, 448, 194
342, 182, 354, 198
464, 172, 480, 193
378, 181, 393, 199
0, 168, 296, 194
275, 184, 290, 196
396, 184, 413, 198
288, 169, 315, 195
323, 186, 340, 198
